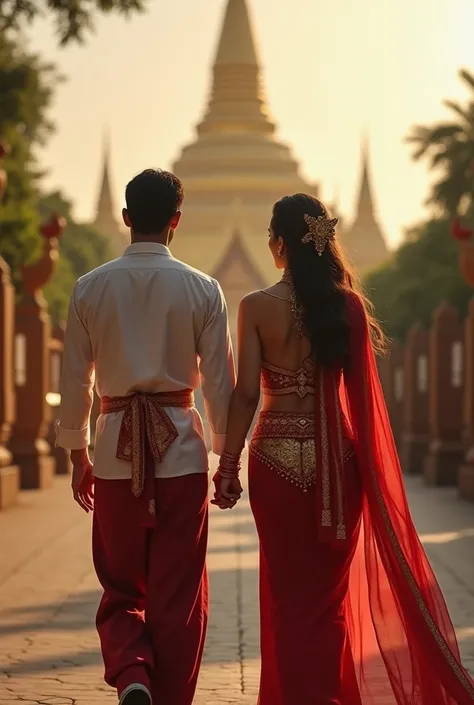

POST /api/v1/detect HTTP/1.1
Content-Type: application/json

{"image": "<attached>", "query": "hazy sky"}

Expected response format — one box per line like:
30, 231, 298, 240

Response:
30, 0, 474, 247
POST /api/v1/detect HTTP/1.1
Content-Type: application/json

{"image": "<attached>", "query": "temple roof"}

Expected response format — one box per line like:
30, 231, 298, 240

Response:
170, 198, 279, 286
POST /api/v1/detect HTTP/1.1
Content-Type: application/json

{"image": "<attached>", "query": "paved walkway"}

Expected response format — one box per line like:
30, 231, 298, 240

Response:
0, 457, 473, 705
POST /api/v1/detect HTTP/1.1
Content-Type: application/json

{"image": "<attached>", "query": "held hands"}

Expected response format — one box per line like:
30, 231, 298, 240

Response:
211, 450, 243, 510
211, 472, 243, 510
70, 448, 94, 513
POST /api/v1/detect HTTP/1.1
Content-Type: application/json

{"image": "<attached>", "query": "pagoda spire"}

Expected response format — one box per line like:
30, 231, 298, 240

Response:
197, 0, 275, 137
92, 130, 126, 257
94, 129, 115, 224
214, 0, 259, 66
344, 136, 388, 272
355, 136, 376, 221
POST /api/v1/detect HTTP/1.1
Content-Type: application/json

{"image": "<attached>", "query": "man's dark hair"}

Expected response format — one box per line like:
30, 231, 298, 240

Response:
125, 169, 184, 235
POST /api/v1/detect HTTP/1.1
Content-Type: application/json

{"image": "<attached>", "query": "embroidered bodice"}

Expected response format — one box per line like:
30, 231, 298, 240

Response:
261, 362, 317, 399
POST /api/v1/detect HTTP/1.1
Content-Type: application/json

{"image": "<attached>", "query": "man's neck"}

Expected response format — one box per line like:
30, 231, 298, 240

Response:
131, 233, 168, 246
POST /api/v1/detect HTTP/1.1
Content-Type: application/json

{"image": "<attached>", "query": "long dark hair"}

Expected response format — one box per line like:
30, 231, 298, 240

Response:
271, 193, 385, 369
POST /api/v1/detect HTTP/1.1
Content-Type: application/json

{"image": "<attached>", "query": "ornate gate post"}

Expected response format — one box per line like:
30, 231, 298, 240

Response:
423, 304, 464, 485
0, 143, 20, 509
9, 215, 65, 489
400, 324, 430, 474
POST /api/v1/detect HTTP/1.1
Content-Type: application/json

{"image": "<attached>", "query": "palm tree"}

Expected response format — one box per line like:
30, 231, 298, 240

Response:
407, 69, 474, 219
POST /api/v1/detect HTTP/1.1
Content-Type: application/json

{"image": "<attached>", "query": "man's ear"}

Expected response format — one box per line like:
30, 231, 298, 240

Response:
170, 211, 182, 230
122, 208, 131, 228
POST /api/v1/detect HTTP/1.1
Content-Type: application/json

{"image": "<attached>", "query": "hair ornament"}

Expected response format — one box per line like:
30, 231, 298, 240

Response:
302, 213, 338, 256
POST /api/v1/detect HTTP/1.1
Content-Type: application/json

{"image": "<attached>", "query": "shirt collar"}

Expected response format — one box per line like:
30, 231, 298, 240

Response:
123, 242, 172, 257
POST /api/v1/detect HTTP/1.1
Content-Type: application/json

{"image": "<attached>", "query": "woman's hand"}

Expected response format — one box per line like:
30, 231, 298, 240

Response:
211, 473, 243, 510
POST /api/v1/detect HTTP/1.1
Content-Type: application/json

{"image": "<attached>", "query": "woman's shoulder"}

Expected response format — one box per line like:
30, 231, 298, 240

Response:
240, 284, 288, 306
238, 286, 288, 325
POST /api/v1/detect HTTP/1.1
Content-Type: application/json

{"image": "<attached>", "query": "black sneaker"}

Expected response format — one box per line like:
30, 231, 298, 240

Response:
118, 684, 152, 705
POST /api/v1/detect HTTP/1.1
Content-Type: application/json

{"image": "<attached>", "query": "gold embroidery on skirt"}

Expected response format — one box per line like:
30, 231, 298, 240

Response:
250, 438, 317, 491
250, 411, 354, 495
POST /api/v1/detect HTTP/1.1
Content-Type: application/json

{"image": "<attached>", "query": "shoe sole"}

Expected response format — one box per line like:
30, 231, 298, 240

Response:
121, 691, 151, 705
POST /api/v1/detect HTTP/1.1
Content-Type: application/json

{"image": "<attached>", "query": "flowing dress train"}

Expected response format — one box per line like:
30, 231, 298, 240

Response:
248, 292, 474, 705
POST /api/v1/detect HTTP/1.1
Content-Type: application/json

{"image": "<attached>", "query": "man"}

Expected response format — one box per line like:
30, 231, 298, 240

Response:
56, 169, 235, 705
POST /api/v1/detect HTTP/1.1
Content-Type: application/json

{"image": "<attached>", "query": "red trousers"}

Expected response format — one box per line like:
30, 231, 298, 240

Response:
92, 473, 209, 705
249, 454, 363, 705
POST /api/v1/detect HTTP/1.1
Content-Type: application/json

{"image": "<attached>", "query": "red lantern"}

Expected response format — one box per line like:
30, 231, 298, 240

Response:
40, 213, 66, 240
451, 218, 473, 242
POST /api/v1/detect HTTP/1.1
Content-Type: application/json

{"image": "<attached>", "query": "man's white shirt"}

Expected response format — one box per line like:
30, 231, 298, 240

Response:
56, 242, 236, 479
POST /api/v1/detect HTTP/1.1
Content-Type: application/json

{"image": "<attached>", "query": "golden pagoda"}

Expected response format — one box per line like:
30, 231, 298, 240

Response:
92, 132, 128, 257
90, 0, 390, 320
170, 0, 318, 328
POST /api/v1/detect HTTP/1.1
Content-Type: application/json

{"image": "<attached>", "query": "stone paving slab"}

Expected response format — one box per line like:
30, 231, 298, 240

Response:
0, 461, 473, 704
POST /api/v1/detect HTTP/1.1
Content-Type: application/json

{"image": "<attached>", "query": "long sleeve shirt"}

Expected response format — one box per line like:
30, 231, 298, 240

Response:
56, 242, 236, 479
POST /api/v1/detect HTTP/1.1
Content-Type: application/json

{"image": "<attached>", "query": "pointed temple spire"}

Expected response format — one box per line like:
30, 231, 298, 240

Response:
343, 137, 388, 272
197, 0, 275, 137
92, 131, 126, 257
214, 0, 259, 66
355, 136, 376, 221
93, 130, 115, 225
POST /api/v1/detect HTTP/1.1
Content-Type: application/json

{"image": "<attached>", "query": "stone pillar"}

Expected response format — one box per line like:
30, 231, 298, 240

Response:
424, 304, 464, 486
46, 323, 72, 475
400, 324, 430, 474
0, 142, 20, 509
382, 340, 404, 451
0, 258, 20, 509
9, 215, 65, 489
459, 298, 474, 500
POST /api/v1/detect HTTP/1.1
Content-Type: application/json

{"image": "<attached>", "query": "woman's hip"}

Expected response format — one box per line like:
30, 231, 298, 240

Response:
248, 411, 362, 546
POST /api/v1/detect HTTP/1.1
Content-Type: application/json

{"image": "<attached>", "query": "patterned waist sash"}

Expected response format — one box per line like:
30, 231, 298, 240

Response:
100, 390, 194, 524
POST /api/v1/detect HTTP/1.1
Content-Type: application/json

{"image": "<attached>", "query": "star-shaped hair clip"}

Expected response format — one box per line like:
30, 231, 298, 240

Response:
302, 213, 338, 256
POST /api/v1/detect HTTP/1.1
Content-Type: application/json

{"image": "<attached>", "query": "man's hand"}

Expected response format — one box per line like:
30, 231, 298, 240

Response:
211, 473, 243, 510
70, 448, 94, 513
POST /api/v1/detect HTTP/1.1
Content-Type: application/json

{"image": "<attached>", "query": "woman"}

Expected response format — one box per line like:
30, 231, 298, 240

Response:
213, 193, 474, 705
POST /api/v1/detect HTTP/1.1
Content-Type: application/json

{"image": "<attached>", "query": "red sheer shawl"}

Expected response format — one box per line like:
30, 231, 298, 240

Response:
337, 292, 474, 705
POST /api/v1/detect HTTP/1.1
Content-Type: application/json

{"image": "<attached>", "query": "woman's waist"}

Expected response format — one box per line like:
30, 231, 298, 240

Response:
252, 410, 353, 441
260, 394, 317, 415
253, 410, 316, 440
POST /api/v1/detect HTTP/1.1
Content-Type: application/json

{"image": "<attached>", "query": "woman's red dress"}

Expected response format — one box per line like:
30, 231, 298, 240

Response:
248, 292, 474, 705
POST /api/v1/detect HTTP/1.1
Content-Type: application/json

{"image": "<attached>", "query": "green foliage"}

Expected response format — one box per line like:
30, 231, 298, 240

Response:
40, 191, 112, 324
407, 69, 474, 218
0, 0, 146, 45
0, 33, 56, 288
364, 218, 473, 341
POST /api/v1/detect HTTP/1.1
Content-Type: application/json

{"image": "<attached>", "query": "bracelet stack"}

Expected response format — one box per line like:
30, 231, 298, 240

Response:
218, 450, 241, 479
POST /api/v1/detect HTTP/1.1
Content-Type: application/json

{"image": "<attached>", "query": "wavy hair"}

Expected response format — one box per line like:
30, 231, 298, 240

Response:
271, 193, 385, 369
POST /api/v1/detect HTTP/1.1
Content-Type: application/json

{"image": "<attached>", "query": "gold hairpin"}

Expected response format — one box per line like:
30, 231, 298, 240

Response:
302, 213, 338, 256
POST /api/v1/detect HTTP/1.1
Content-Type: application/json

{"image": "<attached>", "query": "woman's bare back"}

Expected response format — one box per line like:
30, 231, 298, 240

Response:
249, 283, 316, 413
